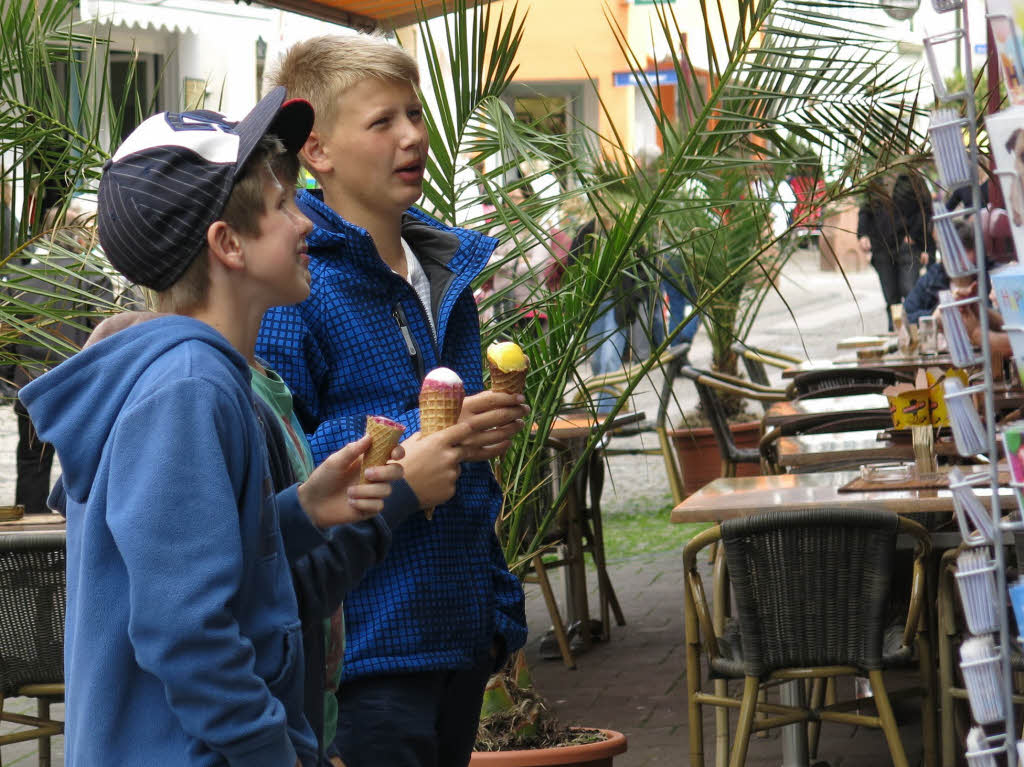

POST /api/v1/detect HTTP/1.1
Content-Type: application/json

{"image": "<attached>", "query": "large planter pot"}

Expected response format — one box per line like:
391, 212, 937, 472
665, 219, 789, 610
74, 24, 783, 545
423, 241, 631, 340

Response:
469, 729, 627, 767
669, 421, 761, 497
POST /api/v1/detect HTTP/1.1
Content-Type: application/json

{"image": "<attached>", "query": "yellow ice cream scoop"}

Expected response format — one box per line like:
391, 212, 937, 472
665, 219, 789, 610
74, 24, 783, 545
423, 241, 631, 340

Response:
486, 341, 528, 372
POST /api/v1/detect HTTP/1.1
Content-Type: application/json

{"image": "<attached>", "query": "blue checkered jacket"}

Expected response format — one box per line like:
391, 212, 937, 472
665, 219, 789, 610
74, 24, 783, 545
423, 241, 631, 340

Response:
257, 190, 527, 681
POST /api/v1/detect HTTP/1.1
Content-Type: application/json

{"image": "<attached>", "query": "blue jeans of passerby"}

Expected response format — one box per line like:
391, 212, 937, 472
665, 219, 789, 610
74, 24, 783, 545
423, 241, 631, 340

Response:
587, 300, 627, 413
664, 280, 699, 346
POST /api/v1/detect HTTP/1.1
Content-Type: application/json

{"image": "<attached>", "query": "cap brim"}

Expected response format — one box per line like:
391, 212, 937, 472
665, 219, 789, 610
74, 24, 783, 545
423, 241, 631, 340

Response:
233, 86, 314, 176
270, 98, 314, 154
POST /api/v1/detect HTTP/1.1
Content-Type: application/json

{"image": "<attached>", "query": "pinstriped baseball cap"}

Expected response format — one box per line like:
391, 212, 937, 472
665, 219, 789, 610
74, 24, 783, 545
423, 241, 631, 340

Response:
97, 86, 313, 290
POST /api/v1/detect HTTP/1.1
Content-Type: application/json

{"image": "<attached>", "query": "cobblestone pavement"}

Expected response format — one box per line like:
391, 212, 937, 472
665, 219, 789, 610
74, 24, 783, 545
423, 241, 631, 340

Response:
0, 249, 900, 765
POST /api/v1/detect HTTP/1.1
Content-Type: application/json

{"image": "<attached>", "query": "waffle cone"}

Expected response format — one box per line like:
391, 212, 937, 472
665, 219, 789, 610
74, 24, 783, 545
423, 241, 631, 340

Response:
419, 390, 463, 434
488, 360, 528, 394
360, 416, 404, 482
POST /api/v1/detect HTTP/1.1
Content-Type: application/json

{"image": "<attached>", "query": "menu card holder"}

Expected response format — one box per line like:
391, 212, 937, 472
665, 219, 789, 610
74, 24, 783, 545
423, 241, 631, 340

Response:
956, 547, 1000, 634
937, 290, 980, 368
944, 379, 988, 455
930, 108, 974, 189
950, 467, 999, 545
965, 726, 1004, 767
933, 201, 976, 277
960, 636, 1006, 724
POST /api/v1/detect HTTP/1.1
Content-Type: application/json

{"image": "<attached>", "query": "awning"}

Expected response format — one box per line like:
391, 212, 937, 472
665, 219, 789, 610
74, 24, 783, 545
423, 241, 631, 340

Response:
80, 0, 275, 35
245, 0, 493, 30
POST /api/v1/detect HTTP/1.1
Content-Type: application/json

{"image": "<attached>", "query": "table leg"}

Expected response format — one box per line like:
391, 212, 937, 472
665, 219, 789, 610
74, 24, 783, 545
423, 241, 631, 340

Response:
564, 458, 591, 651
780, 681, 810, 767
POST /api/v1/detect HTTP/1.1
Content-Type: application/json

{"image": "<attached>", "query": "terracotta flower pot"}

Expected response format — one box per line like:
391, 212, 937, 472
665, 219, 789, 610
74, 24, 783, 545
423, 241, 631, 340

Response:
669, 421, 762, 497
469, 728, 627, 767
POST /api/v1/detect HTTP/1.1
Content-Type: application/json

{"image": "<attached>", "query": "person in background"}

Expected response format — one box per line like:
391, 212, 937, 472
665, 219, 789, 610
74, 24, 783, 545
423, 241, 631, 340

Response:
1, 199, 110, 514
0, 180, 20, 264
486, 184, 555, 329
858, 174, 916, 331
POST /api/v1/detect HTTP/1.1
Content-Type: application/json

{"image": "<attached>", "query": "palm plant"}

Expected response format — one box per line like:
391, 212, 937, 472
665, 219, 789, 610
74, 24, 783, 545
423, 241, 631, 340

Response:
0, 0, 132, 377
0, 0, 934, 753
409, 0, 931, 750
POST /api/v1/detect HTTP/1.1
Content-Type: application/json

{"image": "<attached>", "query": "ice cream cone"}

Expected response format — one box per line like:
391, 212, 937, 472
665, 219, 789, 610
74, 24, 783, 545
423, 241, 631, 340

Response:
419, 367, 465, 519
486, 341, 529, 394
360, 415, 405, 482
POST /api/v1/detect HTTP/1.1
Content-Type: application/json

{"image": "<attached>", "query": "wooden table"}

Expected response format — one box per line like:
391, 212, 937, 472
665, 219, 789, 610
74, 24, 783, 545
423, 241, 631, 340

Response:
775, 430, 959, 471
671, 470, 1014, 523
673, 469, 1009, 767
782, 354, 955, 379
0, 512, 65, 533
763, 393, 891, 428
536, 411, 644, 664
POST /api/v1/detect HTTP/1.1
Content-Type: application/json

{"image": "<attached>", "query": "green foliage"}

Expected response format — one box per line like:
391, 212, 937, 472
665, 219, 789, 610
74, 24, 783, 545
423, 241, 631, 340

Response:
0, 0, 138, 371
414, 0, 930, 571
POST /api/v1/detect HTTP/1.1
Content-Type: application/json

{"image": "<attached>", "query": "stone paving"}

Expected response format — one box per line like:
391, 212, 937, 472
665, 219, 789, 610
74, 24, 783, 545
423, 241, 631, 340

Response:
0, 249, 910, 765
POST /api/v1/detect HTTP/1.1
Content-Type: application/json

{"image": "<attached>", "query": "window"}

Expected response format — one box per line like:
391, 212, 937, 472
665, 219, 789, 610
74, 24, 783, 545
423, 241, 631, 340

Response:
109, 51, 164, 141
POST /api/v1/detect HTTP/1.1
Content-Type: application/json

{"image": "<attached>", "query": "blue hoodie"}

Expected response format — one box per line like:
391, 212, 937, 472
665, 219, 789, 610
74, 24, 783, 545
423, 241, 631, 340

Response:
20, 316, 322, 767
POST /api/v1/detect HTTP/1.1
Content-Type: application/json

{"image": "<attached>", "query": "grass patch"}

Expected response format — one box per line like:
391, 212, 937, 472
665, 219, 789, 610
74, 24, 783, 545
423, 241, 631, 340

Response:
600, 494, 710, 562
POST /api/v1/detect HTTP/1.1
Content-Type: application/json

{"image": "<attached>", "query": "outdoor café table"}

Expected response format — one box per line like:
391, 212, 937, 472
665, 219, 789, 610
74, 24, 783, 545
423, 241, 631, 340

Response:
775, 429, 960, 472
672, 469, 1013, 767
541, 410, 644, 655
671, 469, 1014, 526
0, 511, 65, 534
781, 353, 956, 379
762, 393, 890, 429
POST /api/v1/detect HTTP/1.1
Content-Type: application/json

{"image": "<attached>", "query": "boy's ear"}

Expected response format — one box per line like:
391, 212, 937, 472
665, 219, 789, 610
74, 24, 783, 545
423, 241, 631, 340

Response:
301, 131, 333, 175
206, 221, 245, 272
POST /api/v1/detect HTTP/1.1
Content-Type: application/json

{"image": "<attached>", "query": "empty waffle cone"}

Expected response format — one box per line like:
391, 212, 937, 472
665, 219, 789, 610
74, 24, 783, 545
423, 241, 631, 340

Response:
360, 415, 405, 482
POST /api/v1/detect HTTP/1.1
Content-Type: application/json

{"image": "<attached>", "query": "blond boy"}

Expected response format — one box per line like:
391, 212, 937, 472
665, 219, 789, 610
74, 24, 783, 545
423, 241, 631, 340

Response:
256, 35, 529, 767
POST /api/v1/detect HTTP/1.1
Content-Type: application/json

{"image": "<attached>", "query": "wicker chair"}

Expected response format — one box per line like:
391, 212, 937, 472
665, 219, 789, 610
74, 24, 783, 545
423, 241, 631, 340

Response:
676, 366, 788, 478
567, 343, 691, 504
683, 510, 935, 767
786, 367, 913, 401
0, 531, 65, 767
730, 343, 803, 387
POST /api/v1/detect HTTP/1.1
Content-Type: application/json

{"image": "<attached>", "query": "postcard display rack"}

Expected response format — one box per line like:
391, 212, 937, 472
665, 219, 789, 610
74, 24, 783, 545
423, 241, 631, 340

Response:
927, 1, 1022, 763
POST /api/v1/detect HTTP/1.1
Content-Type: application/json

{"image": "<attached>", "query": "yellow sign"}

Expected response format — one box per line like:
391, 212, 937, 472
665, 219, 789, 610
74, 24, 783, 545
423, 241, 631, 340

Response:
884, 368, 968, 429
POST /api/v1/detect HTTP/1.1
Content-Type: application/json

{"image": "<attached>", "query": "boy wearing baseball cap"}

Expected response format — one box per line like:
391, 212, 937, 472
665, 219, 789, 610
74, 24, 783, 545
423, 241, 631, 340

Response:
18, 88, 398, 767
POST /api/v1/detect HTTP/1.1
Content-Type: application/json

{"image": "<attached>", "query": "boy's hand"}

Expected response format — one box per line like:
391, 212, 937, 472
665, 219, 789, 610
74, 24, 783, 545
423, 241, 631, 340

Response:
298, 435, 404, 528
399, 422, 473, 508
457, 391, 530, 461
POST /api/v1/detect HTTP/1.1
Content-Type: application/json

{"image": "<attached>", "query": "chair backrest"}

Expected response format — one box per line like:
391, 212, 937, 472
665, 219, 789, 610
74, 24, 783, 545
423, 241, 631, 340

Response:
678, 366, 736, 462
720, 509, 899, 677
677, 366, 787, 463
731, 343, 803, 388
788, 368, 912, 401
0, 532, 66, 696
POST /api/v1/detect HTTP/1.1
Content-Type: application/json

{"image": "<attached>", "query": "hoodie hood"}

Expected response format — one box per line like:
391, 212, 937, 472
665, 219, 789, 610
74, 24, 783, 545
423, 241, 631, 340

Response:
19, 315, 247, 504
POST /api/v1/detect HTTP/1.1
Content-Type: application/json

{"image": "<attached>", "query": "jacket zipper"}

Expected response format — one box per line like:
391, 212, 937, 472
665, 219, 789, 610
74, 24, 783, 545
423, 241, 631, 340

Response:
392, 304, 426, 382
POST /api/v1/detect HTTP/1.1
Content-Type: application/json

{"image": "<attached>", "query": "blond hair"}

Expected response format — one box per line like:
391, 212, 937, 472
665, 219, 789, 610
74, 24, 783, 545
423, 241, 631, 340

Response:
268, 34, 419, 134
156, 135, 299, 313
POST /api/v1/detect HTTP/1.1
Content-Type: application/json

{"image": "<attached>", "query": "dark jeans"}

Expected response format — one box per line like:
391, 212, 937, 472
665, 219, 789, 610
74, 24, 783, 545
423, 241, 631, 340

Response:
14, 398, 54, 515
332, 658, 492, 767
872, 245, 920, 330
